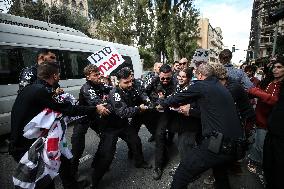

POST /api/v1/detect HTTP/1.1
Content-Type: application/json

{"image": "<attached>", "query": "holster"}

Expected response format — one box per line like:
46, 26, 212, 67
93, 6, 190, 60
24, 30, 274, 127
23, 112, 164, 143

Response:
220, 138, 247, 160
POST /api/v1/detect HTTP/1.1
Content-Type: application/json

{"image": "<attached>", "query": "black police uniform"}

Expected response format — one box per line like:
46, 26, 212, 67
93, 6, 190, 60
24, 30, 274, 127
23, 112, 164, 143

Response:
143, 71, 157, 88
145, 76, 176, 178
91, 86, 151, 187
10, 79, 96, 189
225, 77, 256, 139
71, 80, 111, 175
18, 65, 38, 91
159, 76, 243, 189
129, 78, 156, 134
173, 83, 201, 160
18, 65, 60, 92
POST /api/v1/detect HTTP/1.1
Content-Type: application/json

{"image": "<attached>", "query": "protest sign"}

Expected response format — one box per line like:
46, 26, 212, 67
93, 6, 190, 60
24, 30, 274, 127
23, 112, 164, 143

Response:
87, 45, 125, 76
191, 48, 209, 68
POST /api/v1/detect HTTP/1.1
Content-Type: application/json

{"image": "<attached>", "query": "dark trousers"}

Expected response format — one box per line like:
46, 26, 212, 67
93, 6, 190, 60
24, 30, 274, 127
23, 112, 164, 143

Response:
71, 121, 90, 171
130, 111, 158, 135
71, 118, 103, 174
171, 139, 234, 189
177, 132, 196, 160
155, 111, 176, 169
263, 133, 284, 189
91, 126, 145, 186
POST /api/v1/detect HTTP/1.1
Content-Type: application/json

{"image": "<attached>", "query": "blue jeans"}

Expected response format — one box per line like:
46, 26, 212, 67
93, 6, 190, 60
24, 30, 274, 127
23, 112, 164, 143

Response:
248, 128, 267, 164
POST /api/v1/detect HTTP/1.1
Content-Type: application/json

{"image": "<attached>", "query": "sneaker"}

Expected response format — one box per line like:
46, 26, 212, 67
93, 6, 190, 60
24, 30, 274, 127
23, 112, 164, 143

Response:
203, 175, 215, 185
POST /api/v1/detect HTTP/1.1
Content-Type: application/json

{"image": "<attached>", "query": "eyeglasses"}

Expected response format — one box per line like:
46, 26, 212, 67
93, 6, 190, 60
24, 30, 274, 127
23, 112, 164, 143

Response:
179, 62, 187, 65
160, 77, 171, 81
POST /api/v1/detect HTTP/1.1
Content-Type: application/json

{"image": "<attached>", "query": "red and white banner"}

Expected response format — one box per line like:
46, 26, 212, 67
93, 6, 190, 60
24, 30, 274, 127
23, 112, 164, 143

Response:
87, 45, 125, 76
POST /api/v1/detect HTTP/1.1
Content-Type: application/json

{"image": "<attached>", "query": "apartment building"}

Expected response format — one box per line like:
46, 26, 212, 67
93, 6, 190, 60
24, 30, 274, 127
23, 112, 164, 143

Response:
248, 0, 284, 59
197, 18, 223, 63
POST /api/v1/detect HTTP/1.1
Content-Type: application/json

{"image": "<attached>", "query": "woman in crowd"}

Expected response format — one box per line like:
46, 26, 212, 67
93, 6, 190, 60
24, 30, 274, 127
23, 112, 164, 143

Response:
247, 56, 284, 175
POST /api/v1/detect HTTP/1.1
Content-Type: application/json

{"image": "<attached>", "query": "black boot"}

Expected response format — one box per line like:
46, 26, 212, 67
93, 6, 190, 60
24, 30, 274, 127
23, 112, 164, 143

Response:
153, 167, 162, 180
128, 150, 133, 160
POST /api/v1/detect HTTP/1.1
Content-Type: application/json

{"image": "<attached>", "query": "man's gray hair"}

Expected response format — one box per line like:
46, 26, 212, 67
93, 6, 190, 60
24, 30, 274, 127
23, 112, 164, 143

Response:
196, 63, 214, 77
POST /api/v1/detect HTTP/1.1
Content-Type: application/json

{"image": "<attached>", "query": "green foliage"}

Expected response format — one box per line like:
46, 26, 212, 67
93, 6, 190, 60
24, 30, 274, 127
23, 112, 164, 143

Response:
49, 5, 90, 36
139, 47, 155, 70
88, 0, 115, 21
8, 0, 90, 36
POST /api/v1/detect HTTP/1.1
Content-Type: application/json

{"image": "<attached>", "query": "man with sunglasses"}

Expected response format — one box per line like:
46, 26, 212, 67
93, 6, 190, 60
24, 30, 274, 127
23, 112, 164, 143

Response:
70, 64, 112, 178
145, 64, 177, 180
179, 58, 189, 70
18, 49, 57, 92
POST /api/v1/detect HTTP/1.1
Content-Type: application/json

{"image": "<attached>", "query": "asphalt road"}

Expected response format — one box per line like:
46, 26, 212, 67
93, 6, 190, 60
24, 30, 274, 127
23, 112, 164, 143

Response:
0, 125, 264, 189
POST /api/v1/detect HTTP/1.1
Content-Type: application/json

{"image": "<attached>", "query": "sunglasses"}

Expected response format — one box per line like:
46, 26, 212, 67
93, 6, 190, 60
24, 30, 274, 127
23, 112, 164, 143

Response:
179, 62, 187, 65
160, 77, 171, 81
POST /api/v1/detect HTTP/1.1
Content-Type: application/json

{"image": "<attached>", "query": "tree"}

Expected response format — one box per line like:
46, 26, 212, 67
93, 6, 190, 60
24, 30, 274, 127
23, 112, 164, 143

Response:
154, 0, 199, 63
49, 5, 90, 36
94, 0, 137, 44
88, 0, 199, 66
8, 0, 90, 36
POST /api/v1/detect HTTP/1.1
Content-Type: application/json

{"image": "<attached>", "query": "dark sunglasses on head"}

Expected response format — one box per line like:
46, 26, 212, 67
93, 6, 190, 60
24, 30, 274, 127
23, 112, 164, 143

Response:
179, 62, 187, 65
160, 77, 171, 81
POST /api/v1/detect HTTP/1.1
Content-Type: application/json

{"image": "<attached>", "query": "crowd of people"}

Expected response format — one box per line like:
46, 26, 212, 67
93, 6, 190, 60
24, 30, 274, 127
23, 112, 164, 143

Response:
8, 48, 284, 189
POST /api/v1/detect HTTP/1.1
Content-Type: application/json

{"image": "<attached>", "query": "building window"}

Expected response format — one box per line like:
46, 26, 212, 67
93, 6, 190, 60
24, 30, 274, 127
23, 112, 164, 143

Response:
79, 2, 84, 10
72, 0, 76, 8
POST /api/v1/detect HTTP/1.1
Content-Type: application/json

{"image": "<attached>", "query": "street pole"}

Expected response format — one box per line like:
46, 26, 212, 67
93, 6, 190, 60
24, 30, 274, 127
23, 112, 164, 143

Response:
272, 20, 279, 56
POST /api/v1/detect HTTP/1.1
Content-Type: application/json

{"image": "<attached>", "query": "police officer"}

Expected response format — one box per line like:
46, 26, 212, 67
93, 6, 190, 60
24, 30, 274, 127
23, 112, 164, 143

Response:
144, 62, 163, 87
173, 67, 201, 160
145, 64, 177, 180
91, 67, 152, 188
70, 64, 111, 177
158, 64, 244, 189
18, 49, 57, 92
10, 62, 98, 189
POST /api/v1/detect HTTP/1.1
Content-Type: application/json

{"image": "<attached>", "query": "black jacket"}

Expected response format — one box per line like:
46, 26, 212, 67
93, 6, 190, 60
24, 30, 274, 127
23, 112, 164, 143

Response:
79, 80, 112, 106
225, 77, 255, 123
78, 80, 112, 124
10, 80, 96, 150
18, 65, 60, 92
108, 87, 143, 127
18, 65, 37, 91
160, 76, 243, 140
268, 82, 284, 137
145, 76, 176, 105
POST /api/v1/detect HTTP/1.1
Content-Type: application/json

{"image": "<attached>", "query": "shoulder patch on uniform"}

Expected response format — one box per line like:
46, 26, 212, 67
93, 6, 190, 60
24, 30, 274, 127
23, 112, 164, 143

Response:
88, 89, 97, 99
114, 93, 121, 101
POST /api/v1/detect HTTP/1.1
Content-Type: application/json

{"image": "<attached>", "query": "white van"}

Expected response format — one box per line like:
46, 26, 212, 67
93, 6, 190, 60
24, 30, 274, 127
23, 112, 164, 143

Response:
0, 13, 142, 136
